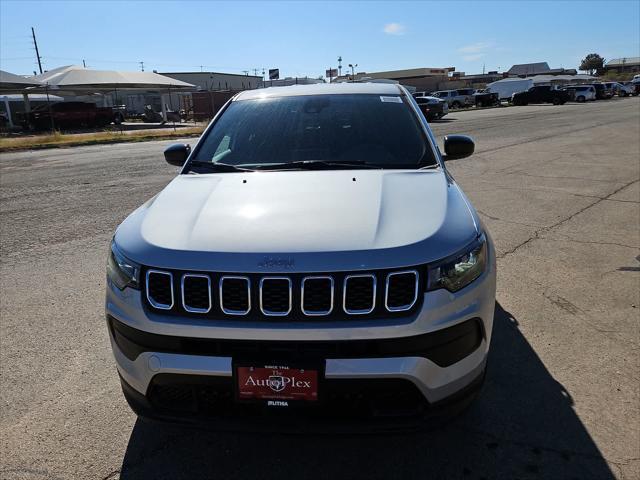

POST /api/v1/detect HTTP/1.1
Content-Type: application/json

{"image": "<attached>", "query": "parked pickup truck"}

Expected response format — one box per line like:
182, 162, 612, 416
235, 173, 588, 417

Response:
430, 90, 473, 109
511, 85, 570, 106
18, 101, 123, 130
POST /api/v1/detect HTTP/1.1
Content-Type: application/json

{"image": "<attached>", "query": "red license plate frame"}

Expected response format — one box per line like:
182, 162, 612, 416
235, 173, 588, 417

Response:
234, 362, 322, 406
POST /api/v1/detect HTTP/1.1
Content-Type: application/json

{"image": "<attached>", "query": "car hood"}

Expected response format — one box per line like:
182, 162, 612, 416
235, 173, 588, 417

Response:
115, 169, 479, 272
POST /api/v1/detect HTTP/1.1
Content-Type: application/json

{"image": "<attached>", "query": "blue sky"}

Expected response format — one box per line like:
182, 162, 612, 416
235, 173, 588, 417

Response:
1, 1, 639, 78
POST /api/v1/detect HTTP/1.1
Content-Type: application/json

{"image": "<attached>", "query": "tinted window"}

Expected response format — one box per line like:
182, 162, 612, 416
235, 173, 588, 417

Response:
193, 94, 434, 168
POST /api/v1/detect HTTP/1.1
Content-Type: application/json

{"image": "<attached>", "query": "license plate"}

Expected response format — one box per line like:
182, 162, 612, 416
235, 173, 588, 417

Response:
235, 364, 319, 405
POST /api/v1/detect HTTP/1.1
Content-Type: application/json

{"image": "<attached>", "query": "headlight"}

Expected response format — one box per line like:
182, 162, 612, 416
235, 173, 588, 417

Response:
427, 236, 487, 292
107, 240, 140, 290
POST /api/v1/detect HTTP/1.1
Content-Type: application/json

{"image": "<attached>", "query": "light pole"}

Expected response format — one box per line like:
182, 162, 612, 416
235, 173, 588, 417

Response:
348, 63, 358, 82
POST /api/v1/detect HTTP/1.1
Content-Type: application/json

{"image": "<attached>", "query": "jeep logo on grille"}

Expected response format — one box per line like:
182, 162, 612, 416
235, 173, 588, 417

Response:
258, 257, 294, 269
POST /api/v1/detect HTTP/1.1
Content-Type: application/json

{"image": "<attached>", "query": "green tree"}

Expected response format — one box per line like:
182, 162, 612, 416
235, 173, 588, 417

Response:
579, 53, 605, 75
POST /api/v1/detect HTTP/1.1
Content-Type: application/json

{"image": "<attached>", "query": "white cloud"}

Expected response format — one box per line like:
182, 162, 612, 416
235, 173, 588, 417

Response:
463, 53, 486, 61
458, 41, 494, 54
383, 23, 406, 35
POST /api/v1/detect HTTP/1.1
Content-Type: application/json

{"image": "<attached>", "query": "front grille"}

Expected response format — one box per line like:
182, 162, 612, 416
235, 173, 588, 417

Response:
144, 267, 423, 320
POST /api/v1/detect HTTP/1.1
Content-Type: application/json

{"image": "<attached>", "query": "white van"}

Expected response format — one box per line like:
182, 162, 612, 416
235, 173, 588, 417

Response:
485, 78, 533, 101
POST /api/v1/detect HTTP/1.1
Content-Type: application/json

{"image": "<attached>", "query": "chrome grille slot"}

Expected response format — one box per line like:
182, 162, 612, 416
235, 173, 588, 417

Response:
385, 271, 419, 312
259, 277, 292, 316
219, 276, 251, 315
181, 274, 212, 313
301, 276, 334, 316
146, 270, 174, 310
343, 274, 376, 315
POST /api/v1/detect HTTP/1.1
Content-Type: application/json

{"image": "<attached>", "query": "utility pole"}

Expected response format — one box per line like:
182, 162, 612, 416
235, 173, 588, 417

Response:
82, 59, 86, 68
139, 61, 144, 72
348, 63, 357, 82
31, 27, 43, 74
338, 56, 342, 76
253, 68, 260, 76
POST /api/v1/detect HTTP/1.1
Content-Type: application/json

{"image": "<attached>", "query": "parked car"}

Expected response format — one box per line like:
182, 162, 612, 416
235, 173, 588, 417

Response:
621, 81, 640, 96
18, 101, 121, 130
106, 83, 496, 427
431, 90, 473, 109
415, 96, 448, 120
511, 85, 570, 105
602, 81, 634, 96
472, 89, 500, 107
563, 85, 596, 102
485, 78, 533, 101
610, 82, 634, 97
588, 83, 614, 100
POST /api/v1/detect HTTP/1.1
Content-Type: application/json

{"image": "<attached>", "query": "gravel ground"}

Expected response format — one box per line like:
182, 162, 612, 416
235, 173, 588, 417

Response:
1, 98, 638, 480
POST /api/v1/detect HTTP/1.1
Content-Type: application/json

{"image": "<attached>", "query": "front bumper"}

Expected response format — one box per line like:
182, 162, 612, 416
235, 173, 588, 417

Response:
106, 242, 496, 422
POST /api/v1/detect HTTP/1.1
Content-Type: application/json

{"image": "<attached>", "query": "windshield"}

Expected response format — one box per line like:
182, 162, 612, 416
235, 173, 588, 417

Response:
189, 94, 435, 170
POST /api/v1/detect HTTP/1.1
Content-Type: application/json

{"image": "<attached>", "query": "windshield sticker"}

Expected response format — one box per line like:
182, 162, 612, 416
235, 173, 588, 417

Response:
380, 96, 402, 103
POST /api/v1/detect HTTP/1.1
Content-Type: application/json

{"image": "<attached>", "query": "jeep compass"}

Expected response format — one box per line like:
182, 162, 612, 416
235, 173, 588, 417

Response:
105, 82, 496, 429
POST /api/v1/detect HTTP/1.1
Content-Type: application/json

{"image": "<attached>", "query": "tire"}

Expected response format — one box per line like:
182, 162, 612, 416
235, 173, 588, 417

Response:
552, 98, 561, 105
620, 91, 627, 97
577, 95, 585, 103
451, 101, 461, 109
113, 113, 124, 125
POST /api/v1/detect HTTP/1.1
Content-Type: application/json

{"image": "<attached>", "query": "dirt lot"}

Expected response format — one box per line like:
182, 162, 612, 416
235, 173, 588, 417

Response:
1, 98, 638, 479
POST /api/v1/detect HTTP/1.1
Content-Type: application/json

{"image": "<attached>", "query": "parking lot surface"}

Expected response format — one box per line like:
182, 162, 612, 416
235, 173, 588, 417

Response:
1, 99, 638, 480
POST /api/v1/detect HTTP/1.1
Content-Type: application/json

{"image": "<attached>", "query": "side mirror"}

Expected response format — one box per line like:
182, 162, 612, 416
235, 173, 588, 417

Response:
443, 135, 474, 161
164, 143, 191, 166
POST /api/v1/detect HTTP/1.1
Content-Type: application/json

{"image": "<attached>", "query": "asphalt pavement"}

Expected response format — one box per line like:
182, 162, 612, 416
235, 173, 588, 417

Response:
1, 98, 638, 480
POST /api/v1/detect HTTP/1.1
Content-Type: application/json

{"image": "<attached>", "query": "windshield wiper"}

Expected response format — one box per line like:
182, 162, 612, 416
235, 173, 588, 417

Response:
187, 161, 254, 173
246, 160, 383, 171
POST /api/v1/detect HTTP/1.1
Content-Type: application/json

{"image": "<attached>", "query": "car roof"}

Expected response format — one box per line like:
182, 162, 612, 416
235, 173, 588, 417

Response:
235, 82, 403, 101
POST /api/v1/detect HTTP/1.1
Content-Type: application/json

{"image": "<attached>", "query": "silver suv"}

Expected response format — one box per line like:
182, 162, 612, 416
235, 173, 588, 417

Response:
106, 83, 496, 428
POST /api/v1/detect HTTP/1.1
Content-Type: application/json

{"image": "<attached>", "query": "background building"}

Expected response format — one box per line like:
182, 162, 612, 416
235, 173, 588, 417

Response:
603, 57, 640, 74
335, 67, 455, 92
258, 77, 324, 87
507, 62, 577, 77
